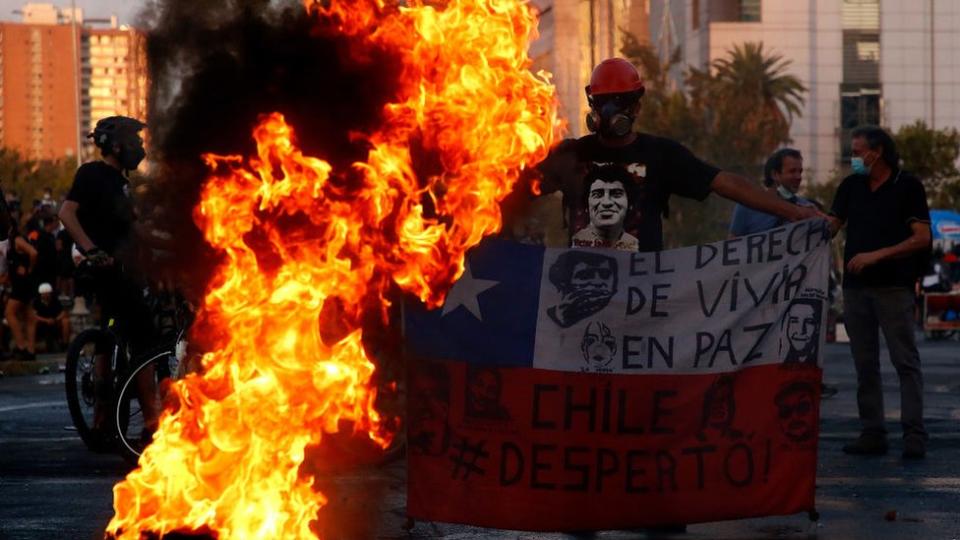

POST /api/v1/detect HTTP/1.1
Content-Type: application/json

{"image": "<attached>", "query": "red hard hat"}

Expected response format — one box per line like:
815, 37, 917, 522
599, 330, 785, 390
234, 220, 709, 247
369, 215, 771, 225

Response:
587, 58, 645, 96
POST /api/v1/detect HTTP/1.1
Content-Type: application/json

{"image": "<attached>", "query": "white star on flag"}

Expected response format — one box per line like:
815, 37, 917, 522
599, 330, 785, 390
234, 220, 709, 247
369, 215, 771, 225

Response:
441, 263, 499, 321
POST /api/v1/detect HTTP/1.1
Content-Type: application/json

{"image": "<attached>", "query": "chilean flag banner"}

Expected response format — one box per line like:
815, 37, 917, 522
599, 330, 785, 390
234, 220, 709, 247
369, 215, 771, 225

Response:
404, 219, 830, 531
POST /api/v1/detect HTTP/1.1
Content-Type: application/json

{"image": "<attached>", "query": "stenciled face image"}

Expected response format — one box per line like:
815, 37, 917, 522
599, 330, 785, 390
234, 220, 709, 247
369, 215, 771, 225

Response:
707, 380, 734, 426
581, 322, 616, 368
587, 179, 628, 229
570, 260, 616, 292
778, 389, 814, 442
786, 304, 818, 353
467, 369, 501, 414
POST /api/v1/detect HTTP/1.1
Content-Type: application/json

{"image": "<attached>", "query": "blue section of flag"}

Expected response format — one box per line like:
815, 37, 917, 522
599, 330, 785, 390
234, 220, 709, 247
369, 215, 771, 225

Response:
404, 239, 543, 367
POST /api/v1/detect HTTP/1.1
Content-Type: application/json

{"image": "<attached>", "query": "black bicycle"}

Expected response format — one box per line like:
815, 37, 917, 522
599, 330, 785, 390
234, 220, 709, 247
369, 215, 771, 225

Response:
112, 302, 193, 463
64, 315, 130, 453
65, 286, 192, 463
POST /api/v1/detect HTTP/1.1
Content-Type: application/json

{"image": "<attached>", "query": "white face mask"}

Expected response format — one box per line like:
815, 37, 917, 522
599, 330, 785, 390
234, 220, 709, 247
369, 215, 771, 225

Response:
776, 185, 795, 199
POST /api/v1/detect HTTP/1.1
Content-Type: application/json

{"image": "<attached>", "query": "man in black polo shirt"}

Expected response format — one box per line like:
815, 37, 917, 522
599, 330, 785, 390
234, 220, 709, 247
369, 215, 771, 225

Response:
828, 125, 931, 460
539, 58, 820, 251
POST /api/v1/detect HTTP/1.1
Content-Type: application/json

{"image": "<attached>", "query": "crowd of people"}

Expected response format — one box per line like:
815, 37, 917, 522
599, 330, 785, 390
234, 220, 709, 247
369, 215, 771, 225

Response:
0, 190, 78, 361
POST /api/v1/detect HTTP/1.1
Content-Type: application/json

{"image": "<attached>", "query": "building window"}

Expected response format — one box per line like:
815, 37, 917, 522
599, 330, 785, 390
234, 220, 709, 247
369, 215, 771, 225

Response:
739, 0, 761, 22
839, 84, 881, 162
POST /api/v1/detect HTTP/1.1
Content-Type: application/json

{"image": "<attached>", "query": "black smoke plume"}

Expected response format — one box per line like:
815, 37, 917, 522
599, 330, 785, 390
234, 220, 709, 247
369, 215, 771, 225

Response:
136, 0, 402, 295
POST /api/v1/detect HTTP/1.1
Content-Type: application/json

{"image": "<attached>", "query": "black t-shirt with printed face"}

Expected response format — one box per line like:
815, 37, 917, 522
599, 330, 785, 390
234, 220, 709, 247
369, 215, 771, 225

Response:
830, 170, 931, 289
541, 134, 721, 252
66, 161, 136, 256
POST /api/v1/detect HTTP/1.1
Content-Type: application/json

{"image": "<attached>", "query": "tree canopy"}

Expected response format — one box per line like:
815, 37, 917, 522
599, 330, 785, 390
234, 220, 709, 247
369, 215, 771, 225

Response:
894, 121, 960, 209
0, 148, 76, 207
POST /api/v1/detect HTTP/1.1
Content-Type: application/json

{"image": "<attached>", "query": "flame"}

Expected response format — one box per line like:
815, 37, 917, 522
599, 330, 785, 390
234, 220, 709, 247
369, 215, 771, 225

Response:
107, 1, 557, 538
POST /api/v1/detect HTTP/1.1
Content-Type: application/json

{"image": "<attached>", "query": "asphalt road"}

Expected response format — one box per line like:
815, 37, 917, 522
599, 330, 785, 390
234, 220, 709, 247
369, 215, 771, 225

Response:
1, 340, 959, 540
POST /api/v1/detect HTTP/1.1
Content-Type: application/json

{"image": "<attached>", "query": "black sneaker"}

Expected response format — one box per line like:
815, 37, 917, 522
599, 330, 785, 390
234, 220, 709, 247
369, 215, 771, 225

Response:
820, 383, 839, 399
843, 433, 888, 455
902, 435, 926, 460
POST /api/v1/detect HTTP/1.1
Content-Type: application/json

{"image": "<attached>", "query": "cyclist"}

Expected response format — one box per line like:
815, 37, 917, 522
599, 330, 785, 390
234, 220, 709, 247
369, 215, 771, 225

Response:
58, 116, 160, 449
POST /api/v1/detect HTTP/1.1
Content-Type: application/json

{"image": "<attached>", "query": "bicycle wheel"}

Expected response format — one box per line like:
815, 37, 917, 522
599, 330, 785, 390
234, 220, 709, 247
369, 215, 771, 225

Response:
64, 329, 110, 450
114, 349, 178, 464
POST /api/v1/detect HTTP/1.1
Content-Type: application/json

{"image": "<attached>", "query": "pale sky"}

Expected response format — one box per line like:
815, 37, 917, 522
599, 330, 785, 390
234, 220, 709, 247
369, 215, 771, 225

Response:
0, 0, 143, 25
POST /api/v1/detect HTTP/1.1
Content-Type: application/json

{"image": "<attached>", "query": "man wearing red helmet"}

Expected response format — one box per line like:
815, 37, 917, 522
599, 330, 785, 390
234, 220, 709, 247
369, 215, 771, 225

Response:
540, 58, 820, 251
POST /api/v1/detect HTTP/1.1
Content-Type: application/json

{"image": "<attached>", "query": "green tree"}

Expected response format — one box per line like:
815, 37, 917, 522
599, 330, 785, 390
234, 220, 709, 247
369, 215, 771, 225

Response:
894, 120, 960, 209
688, 42, 806, 168
0, 148, 76, 213
620, 37, 807, 247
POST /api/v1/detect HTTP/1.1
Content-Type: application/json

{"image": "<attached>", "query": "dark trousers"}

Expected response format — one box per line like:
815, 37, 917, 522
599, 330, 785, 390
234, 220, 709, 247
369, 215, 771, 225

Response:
843, 287, 925, 439
94, 265, 154, 358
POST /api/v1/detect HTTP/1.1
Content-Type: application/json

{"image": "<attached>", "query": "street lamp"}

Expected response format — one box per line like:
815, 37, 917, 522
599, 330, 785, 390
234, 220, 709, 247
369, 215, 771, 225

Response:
70, 0, 81, 167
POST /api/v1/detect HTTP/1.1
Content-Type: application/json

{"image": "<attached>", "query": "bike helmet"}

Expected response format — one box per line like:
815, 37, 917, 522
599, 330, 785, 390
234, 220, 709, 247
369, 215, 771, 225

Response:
88, 116, 147, 170
88, 116, 146, 151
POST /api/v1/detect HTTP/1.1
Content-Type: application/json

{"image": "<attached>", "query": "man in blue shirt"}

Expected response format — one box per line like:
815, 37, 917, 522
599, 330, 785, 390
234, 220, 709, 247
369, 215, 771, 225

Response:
729, 148, 813, 237
729, 148, 840, 401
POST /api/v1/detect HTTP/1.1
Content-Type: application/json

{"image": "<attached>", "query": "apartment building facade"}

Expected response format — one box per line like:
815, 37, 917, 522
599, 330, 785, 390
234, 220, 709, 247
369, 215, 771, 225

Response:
82, 27, 148, 157
650, 0, 960, 179
0, 3, 146, 162
0, 20, 79, 160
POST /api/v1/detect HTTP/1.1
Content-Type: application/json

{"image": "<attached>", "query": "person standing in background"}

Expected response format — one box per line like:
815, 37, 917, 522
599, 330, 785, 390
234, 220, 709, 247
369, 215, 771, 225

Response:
828, 125, 932, 460
728, 148, 815, 238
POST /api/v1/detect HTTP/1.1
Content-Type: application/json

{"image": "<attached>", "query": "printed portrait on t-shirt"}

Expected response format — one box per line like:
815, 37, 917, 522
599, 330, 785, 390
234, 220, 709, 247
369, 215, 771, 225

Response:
545, 250, 618, 328
571, 165, 640, 252
779, 298, 822, 365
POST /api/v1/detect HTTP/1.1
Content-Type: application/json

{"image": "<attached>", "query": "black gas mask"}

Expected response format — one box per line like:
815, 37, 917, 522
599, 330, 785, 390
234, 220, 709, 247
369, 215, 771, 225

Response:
585, 91, 641, 139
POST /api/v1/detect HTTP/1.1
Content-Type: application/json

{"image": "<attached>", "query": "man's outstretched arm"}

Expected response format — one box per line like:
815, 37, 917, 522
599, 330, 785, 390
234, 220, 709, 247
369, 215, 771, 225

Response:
711, 172, 821, 222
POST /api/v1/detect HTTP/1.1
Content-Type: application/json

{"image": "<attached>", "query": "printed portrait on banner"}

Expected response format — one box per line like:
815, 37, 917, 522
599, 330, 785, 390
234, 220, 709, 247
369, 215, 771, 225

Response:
779, 298, 823, 365
545, 250, 618, 328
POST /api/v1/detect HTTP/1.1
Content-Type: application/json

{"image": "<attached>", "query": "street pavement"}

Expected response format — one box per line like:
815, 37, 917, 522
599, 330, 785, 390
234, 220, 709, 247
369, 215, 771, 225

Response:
1, 340, 959, 540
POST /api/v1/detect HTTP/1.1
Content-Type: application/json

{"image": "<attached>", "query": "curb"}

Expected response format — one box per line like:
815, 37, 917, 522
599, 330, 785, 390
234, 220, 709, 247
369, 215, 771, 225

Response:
0, 356, 64, 377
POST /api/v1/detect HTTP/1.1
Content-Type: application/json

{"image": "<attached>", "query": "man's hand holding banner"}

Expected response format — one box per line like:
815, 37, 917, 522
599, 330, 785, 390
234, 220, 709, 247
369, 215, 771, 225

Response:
405, 220, 830, 531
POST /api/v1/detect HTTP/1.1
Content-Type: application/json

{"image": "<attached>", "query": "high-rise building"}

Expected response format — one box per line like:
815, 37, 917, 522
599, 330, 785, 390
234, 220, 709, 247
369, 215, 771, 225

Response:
531, 1, 652, 138
0, 3, 146, 162
81, 27, 148, 157
650, 0, 960, 180
0, 19, 80, 160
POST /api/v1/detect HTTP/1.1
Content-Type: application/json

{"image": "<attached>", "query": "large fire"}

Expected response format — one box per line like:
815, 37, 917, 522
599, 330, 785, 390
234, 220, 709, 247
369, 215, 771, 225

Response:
107, 1, 557, 538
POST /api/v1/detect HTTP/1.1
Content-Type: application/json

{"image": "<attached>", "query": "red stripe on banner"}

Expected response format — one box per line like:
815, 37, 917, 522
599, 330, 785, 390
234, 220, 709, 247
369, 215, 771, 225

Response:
407, 361, 821, 531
